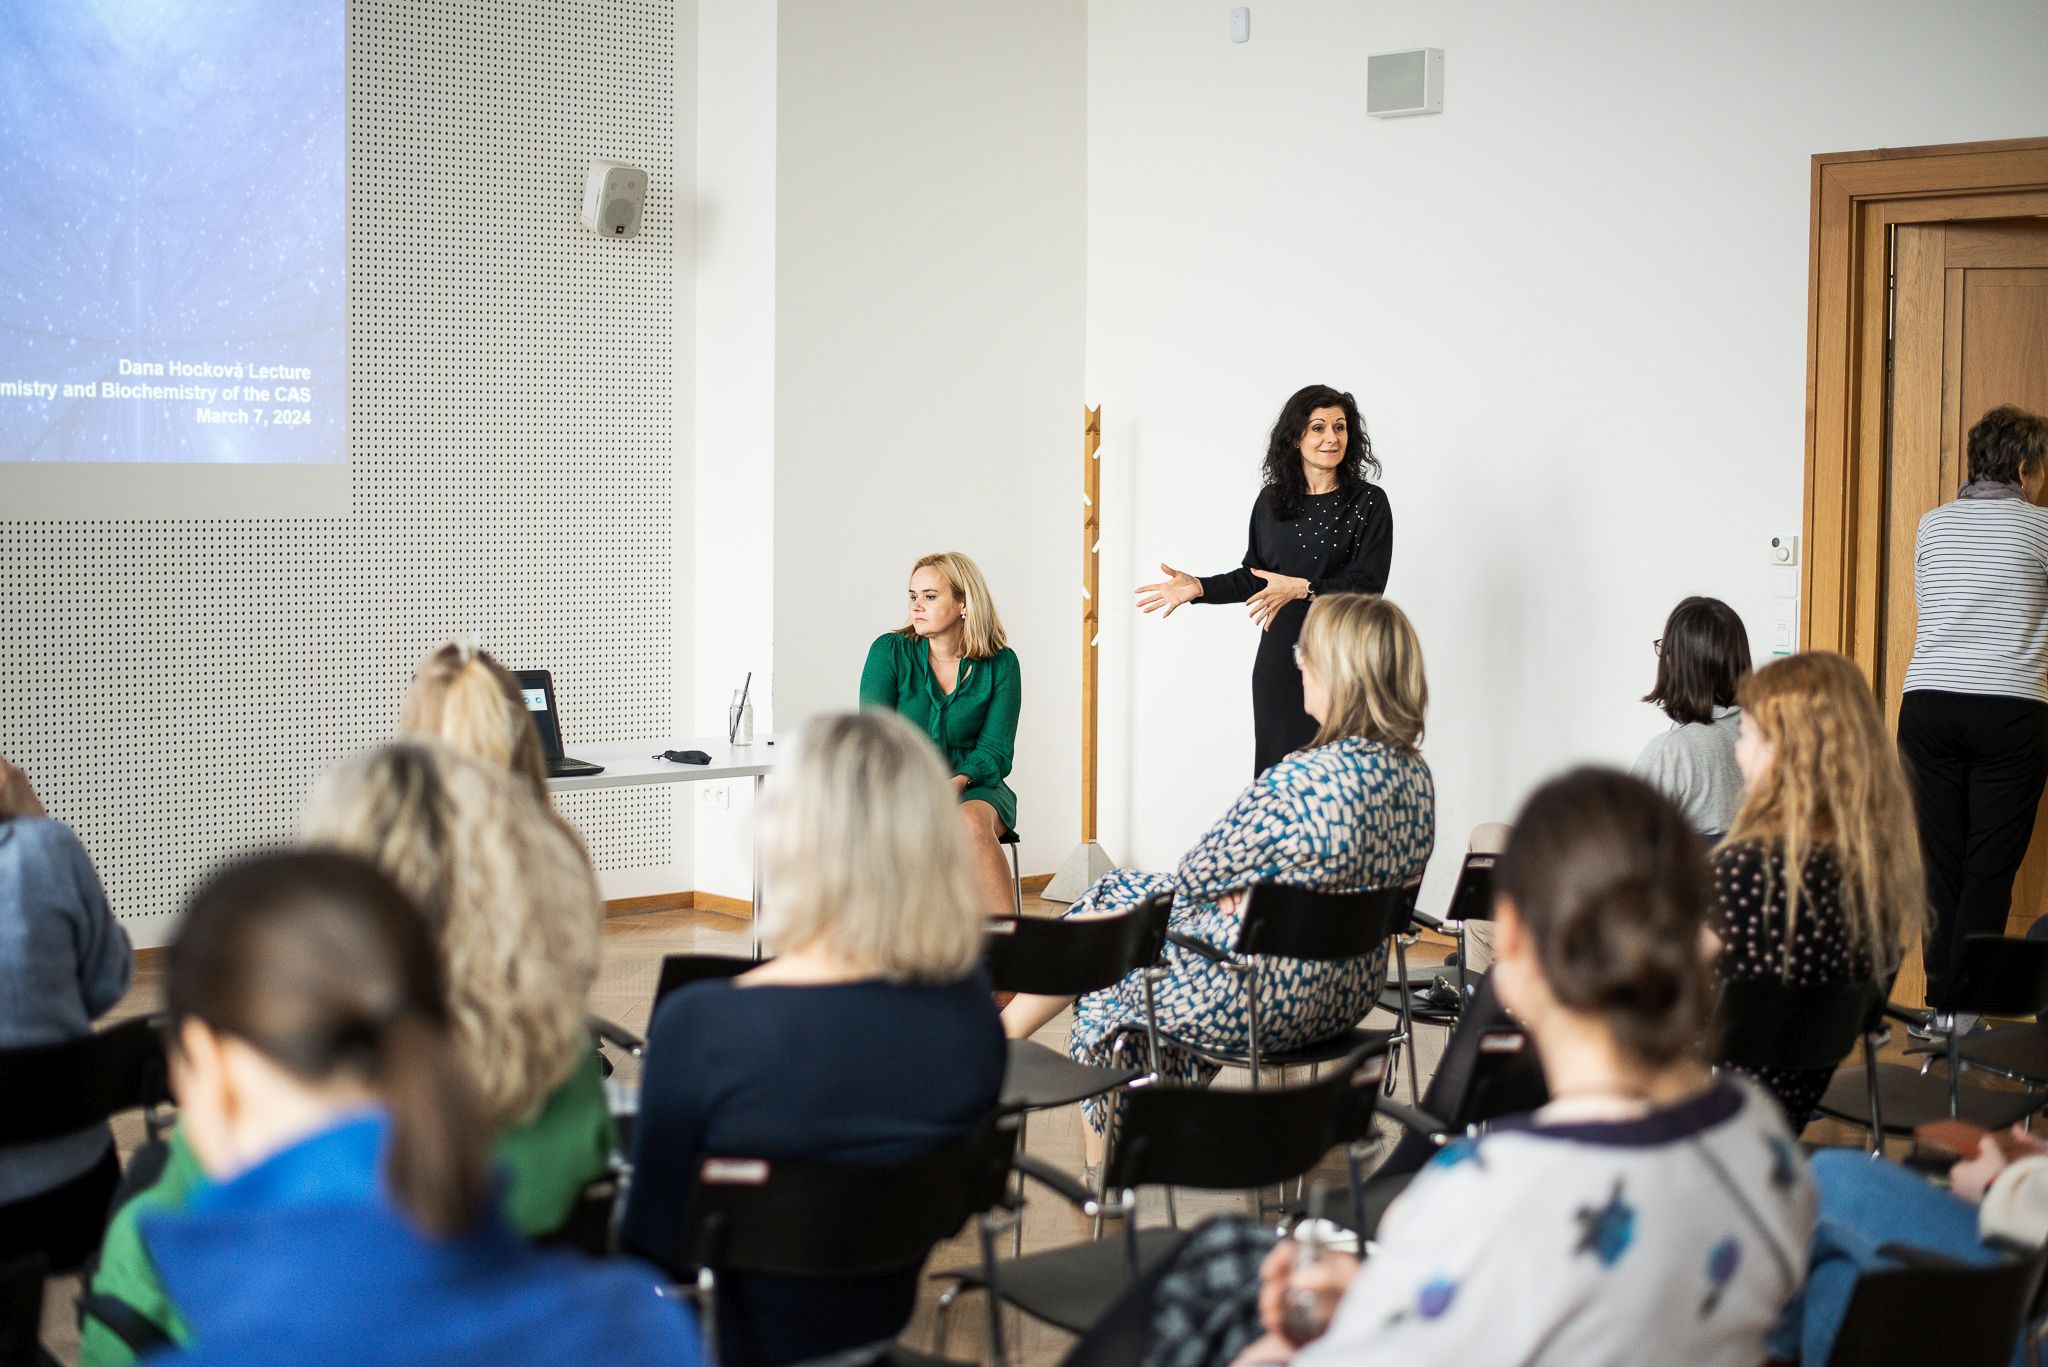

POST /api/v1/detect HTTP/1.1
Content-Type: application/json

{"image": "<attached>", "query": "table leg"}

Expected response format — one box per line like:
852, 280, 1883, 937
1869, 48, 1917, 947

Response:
750, 773, 764, 960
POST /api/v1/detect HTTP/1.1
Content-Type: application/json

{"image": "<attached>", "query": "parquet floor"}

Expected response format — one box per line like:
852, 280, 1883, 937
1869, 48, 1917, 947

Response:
36, 903, 1899, 1366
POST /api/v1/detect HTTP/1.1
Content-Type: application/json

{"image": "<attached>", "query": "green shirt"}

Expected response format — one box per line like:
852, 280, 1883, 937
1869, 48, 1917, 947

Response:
859, 630, 1021, 829
80, 1047, 616, 1366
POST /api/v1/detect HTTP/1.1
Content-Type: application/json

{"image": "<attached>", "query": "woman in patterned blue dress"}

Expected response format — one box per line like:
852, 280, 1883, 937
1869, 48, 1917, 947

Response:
1001, 593, 1435, 1161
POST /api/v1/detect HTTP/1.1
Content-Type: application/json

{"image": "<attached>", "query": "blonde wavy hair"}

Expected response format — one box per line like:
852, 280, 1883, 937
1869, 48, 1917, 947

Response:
400, 639, 549, 798
898, 551, 1009, 660
1298, 593, 1428, 750
758, 712, 984, 982
299, 741, 601, 1127
1724, 652, 1927, 973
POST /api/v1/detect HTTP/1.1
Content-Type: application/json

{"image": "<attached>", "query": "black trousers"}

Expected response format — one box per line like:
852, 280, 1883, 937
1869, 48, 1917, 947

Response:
1899, 689, 2048, 1006
0, 1142, 120, 1273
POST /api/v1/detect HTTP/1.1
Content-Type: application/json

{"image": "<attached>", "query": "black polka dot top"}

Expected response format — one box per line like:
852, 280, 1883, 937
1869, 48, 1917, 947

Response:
1712, 839, 1864, 1130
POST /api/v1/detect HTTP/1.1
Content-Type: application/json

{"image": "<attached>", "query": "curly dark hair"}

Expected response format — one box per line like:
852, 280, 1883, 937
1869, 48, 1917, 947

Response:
1260, 384, 1380, 520
1967, 404, 2048, 486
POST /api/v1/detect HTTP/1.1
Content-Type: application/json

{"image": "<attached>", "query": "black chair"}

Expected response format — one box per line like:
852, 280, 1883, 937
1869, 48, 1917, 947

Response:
1378, 851, 1497, 1029
591, 952, 758, 1063
1714, 974, 1890, 1148
0, 1016, 173, 1152
0, 1254, 56, 1367
985, 896, 1172, 1114
1819, 937, 2048, 1142
1923, 934, 2048, 1099
1824, 1242, 2048, 1367
998, 829, 1024, 915
674, 1114, 1020, 1367
0, 1016, 173, 1276
1291, 974, 1546, 1237
930, 1048, 1386, 1357
1149, 882, 1422, 1100
984, 897, 1171, 1249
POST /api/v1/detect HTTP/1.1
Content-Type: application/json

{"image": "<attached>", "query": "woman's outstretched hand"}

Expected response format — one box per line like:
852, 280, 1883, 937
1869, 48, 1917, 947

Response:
1136, 563, 1203, 617
1247, 570, 1310, 630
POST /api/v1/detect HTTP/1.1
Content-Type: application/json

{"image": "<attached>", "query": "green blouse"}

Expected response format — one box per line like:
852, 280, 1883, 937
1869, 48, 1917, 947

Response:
859, 630, 1021, 829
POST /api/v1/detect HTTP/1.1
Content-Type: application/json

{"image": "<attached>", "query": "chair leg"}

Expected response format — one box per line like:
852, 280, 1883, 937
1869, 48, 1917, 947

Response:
933, 1283, 964, 1358
977, 1214, 1010, 1367
1391, 935, 1422, 1105
1008, 841, 1024, 916
1012, 1110, 1029, 1258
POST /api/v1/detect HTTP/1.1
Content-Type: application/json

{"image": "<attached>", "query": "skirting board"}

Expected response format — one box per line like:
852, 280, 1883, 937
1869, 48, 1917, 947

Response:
604, 875, 1055, 921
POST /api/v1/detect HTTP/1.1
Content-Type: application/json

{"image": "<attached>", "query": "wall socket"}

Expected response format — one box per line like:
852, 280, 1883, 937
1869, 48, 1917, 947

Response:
698, 783, 729, 811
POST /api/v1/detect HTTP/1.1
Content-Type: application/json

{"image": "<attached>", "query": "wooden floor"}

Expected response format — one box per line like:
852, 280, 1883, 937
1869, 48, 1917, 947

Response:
38, 904, 1889, 1366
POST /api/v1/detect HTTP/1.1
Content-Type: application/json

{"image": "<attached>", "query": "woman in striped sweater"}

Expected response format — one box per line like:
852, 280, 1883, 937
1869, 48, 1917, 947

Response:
1899, 404, 2048, 1020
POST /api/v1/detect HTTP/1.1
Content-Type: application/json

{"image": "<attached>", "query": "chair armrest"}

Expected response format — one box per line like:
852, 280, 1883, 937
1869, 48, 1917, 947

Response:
1884, 1004, 1931, 1029
1010, 1152, 1098, 1209
77, 1293, 175, 1358
1378, 1100, 1450, 1140
589, 1015, 645, 1057
1165, 929, 1231, 965
1875, 1241, 1979, 1271
1409, 909, 1447, 934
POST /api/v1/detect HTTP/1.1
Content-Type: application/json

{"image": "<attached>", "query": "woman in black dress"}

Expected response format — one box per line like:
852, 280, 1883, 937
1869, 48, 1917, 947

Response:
1137, 384, 1392, 773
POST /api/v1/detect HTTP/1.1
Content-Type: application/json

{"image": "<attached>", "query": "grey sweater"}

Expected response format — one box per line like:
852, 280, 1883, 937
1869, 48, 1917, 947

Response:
1632, 705, 1746, 836
0, 817, 134, 1204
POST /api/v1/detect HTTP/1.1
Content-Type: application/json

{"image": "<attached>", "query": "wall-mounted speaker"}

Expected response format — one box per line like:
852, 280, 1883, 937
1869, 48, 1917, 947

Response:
580, 160, 647, 239
1366, 48, 1444, 118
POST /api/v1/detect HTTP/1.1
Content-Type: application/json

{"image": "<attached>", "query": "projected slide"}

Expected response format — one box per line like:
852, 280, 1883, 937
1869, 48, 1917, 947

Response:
0, 2, 345, 466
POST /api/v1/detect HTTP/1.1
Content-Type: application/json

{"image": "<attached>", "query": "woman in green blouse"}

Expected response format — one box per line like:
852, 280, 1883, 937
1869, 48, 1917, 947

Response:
860, 551, 1022, 918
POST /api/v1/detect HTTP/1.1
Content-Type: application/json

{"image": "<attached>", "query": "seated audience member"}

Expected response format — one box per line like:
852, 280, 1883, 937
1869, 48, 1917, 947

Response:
620, 711, 1004, 1367
84, 744, 609, 1365
1000, 593, 1435, 1168
1713, 651, 1924, 1130
860, 550, 1023, 918
136, 850, 695, 1366
1777, 1133, 2048, 1365
0, 756, 134, 1271
400, 637, 550, 798
1136, 768, 1815, 1367
1633, 595, 1751, 838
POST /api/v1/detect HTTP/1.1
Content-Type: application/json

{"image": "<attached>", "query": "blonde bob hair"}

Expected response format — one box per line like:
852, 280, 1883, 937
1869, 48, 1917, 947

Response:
758, 712, 984, 982
1298, 593, 1428, 750
400, 638, 549, 798
1724, 651, 1927, 973
898, 551, 1009, 660
300, 741, 602, 1128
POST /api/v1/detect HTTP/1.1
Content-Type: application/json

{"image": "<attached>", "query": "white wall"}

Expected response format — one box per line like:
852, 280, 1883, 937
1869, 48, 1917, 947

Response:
1087, 0, 2048, 902
690, 0, 780, 898
770, 0, 1088, 878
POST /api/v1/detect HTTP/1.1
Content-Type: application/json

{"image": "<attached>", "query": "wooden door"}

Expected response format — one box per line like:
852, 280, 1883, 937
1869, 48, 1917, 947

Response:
1881, 218, 2048, 1003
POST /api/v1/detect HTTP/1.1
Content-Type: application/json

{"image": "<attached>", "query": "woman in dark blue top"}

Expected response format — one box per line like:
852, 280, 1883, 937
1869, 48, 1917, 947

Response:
621, 712, 1006, 1367
1137, 384, 1393, 774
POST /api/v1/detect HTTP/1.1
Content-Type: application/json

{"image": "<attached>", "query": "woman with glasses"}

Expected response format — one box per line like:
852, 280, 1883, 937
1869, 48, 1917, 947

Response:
1001, 594, 1433, 1176
1633, 597, 1752, 839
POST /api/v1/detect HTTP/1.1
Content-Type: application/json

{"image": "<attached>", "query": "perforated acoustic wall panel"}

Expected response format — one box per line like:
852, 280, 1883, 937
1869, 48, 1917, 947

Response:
0, 0, 681, 936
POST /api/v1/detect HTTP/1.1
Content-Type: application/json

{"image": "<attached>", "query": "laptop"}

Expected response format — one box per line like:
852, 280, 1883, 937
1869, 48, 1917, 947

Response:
514, 669, 604, 778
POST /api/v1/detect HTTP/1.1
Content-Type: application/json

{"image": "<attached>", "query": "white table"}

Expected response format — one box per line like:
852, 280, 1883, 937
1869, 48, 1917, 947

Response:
547, 735, 779, 953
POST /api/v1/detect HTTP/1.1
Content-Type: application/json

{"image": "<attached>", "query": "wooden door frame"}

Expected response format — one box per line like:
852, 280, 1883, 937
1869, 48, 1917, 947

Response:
1802, 137, 2048, 679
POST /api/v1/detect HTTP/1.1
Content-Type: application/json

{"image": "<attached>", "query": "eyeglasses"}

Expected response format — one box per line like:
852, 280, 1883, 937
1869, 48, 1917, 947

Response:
1652, 638, 1664, 656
